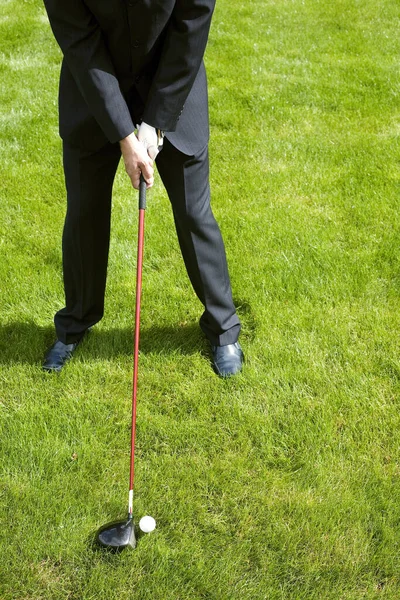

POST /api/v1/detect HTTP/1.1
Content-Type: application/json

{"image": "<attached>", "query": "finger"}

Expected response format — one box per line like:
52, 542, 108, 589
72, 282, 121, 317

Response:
126, 168, 140, 189
135, 168, 153, 189
140, 161, 154, 184
143, 173, 154, 188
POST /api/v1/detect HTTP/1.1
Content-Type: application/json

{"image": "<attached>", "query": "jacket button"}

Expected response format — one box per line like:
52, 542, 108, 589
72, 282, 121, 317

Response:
132, 40, 140, 48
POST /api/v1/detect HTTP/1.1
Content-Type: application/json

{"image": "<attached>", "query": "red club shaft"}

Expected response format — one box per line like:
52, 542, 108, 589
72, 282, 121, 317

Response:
129, 179, 146, 516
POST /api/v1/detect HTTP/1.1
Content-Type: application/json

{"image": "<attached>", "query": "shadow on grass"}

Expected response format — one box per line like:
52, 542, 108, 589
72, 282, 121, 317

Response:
233, 297, 257, 341
0, 320, 206, 366
0, 298, 255, 365
85, 322, 206, 360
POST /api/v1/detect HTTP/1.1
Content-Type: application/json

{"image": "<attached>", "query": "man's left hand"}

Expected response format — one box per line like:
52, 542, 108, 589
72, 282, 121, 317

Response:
137, 122, 164, 159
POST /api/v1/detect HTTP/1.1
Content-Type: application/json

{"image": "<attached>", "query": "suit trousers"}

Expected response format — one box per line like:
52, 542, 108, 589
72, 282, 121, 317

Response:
55, 138, 241, 346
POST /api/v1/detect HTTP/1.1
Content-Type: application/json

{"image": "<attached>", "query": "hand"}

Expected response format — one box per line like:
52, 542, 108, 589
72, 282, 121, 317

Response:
137, 122, 163, 160
119, 132, 154, 189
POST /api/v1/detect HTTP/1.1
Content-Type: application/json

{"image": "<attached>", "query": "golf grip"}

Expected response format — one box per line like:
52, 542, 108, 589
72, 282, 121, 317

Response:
129, 175, 146, 516
139, 174, 146, 210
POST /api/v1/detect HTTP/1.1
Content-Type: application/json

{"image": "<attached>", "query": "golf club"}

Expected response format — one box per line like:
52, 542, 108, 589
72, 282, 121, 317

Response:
96, 175, 147, 550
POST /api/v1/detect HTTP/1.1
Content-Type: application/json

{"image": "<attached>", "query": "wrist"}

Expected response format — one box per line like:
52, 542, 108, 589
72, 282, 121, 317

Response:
120, 131, 139, 150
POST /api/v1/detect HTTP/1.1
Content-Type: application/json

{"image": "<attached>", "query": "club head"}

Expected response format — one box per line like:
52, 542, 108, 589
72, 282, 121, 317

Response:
96, 517, 136, 551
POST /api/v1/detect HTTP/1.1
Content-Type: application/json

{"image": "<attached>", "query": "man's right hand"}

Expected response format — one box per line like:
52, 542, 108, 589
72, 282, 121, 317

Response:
119, 132, 154, 189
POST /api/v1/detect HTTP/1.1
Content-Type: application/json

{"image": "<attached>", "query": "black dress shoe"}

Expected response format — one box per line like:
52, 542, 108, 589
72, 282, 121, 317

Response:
211, 342, 244, 377
42, 339, 82, 372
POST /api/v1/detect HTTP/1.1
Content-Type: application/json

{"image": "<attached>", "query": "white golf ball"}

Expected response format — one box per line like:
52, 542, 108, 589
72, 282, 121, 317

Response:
139, 515, 156, 533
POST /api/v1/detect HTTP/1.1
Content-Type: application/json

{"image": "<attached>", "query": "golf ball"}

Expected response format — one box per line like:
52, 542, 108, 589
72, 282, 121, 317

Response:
139, 515, 156, 533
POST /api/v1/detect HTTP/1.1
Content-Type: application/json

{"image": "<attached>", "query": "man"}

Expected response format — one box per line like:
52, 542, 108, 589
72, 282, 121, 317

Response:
42, 0, 243, 377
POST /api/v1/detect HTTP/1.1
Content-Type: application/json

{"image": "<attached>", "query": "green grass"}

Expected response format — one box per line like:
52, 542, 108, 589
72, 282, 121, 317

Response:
1, 0, 400, 597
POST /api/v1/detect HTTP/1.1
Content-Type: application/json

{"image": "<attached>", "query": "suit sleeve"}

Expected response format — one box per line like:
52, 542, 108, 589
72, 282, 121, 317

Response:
142, 0, 216, 132
43, 0, 135, 143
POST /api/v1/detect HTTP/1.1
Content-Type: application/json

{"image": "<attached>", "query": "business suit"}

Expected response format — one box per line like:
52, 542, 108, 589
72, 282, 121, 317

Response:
44, 0, 241, 349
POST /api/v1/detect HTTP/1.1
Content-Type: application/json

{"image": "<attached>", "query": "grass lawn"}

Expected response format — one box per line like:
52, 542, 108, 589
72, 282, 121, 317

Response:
1, 0, 400, 598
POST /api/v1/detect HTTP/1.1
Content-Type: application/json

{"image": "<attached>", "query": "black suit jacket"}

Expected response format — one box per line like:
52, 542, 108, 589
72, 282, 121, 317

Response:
43, 0, 215, 154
